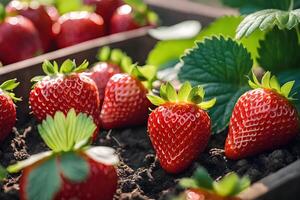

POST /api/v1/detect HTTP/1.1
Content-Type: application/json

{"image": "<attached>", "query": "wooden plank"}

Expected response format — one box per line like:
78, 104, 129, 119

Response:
239, 160, 300, 200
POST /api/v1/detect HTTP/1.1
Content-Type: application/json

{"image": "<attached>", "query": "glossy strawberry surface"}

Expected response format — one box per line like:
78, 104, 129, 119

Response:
84, 0, 123, 33
20, 156, 118, 200
148, 103, 211, 173
0, 16, 42, 65
225, 88, 299, 159
110, 4, 142, 34
6, 0, 57, 52
184, 189, 241, 200
0, 91, 16, 141
55, 11, 105, 49
87, 62, 121, 103
100, 73, 151, 129
29, 74, 101, 131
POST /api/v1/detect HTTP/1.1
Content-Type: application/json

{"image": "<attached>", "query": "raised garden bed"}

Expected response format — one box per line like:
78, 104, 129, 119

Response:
1, 1, 300, 200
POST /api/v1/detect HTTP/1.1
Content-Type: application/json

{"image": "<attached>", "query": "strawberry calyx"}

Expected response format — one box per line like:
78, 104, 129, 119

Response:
0, 79, 21, 102
96, 46, 133, 72
179, 167, 250, 198
248, 71, 296, 100
7, 109, 119, 200
31, 59, 89, 82
147, 82, 216, 110
123, 0, 159, 26
0, 3, 6, 22
128, 64, 157, 90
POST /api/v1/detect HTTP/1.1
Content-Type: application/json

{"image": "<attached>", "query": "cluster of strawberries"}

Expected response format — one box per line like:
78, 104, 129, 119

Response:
0, 0, 157, 65
0, 46, 299, 199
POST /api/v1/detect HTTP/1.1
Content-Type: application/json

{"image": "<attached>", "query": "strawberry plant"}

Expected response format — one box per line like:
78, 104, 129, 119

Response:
87, 46, 133, 103
0, 3, 42, 65
177, 167, 250, 200
29, 59, 101, 137
225, 72, 299, 159
147, 82, 216, 173
0, 79, 20, 141
100, 64, 156, 129
7, 109, 119, 200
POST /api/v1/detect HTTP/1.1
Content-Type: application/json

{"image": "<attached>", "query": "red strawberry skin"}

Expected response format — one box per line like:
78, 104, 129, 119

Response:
19, 156, 118, 200
55, 11, 105, 49
184, 189, 241, 200
0, 91, 16, 141
100, 73, 151, 129
110, 4, 142, 34
87, 62, 121, 103
6, 0, 57, 52
148, 103, 211, 173
29, 74, 101, 133
225, 88, 300, 160
0, 16, 42, 65
84, 0, 123, 33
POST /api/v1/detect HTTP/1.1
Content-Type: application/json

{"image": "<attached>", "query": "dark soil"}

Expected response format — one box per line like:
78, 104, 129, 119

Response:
1, 117, 300, 200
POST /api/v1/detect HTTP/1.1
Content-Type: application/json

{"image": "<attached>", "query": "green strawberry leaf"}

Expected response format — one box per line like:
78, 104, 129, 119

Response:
60, 152, 89, 182
236, 8, 300, 39
26, 157, 61, 200
147, 16, 264, 68
178, 36, 252, 134
257, 28, 300, 73
0, 79, 21, 102
123, 0, 147, 13
192, 167, 214, 190
221, 0, 297, 14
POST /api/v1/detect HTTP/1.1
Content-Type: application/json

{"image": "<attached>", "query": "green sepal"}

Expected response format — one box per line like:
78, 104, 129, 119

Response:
213, 173, 250, 197
7, 151, 53, 173
96, 46, 133, 74
248, 71, 296, 100
0, 165, 7, 181
26, 157, 61, 200
33, 59, 89, 82
147, 82, 216, 110
123, 0, 159, 26
0, 79, 21, 102
179, 167, 250, 197
236, 8, 300, 39
18, 152, 90, 200
38, 108, 96, 152
0, 3, 5, 22
60, 152, 89, 182
129, 64, 157, 90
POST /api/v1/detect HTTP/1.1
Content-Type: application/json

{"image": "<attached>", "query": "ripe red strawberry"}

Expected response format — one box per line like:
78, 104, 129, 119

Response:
8, 109, 119, 200
110, 1, 158, 34
6, 0, 58, 52
0, 79, 20, 141
55, 11, 105, 49
0, 8, 42, 65
178, 167, 249, 200
100, 65, 155, 129
147, 82, 216, 173
29, 59, 101, 136
87, 46, 132, 103
225, 72, 300, 160
83, 0, 123, 33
